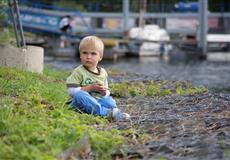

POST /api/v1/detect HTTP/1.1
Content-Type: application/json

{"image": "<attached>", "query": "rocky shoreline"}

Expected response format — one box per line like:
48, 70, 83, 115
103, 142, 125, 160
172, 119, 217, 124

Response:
110, 73, 230, 160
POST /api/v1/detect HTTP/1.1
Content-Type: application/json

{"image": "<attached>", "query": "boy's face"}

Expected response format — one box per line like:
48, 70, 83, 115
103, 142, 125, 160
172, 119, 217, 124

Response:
80, 49, 102, 70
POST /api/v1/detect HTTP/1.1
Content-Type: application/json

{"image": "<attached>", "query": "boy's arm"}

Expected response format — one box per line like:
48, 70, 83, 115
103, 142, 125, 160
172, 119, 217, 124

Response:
66, 67, 83, 96
104, 70, 110, 96
68, 83, 109, 96
67, 87, 81, 97
104, 89, 110, 96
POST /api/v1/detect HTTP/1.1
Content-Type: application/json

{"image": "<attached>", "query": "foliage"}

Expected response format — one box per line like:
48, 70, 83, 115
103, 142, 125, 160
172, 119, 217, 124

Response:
0, 0, 7, 8
0, 0, 16, 44
0, 27, 16, 44
17, 0, 230, 13
209, 0, 230, 12
0, 0, 7, 21
110, 80, 208, 97
0, 66, 125, 160
52, 0, 85, 12
174, 81, 208, 95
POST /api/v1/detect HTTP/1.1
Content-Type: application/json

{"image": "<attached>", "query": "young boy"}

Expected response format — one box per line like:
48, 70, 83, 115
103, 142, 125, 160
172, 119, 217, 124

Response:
66, 36, 130, 121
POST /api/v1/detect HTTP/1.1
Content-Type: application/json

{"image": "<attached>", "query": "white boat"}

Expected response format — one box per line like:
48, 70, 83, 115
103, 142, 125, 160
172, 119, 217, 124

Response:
207, 34, 230, 43
127, 25, 172, 56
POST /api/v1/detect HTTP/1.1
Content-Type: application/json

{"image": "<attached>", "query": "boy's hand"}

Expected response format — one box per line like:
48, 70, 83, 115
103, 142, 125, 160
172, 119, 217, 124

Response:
91, 83, 107, 96
82, 82, 107, 96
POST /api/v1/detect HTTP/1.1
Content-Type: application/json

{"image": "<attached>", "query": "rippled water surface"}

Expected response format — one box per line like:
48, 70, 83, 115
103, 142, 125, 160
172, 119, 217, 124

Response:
46, 56, 230, 92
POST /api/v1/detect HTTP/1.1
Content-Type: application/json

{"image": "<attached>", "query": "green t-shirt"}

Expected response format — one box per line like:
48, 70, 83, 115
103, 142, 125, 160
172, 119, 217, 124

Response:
66, 65, 108, 98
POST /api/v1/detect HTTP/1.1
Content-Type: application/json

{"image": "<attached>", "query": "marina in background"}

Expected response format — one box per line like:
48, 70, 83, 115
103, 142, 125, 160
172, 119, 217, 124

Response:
5, 0, 230, 61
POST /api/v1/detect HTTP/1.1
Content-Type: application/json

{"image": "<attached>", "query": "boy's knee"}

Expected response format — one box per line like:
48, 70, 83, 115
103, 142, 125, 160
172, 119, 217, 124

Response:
101, 96, 117, 107
73, 90, 89, 98
103, 96, 114, 101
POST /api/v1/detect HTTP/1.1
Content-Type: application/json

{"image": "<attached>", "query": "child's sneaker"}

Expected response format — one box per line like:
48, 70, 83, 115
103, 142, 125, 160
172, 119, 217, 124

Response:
112, 108, 130, 121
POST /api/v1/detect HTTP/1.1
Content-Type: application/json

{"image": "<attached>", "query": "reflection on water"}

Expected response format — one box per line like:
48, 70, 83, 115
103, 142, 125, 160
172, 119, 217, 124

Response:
45, 54, 230, 92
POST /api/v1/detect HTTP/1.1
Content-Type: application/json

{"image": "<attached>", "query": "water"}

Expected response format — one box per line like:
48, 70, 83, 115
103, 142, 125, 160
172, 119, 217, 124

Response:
45, 55, 230, 92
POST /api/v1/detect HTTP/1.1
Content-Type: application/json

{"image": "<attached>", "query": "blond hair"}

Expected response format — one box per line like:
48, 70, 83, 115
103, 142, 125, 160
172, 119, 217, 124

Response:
79, 36, 104, 57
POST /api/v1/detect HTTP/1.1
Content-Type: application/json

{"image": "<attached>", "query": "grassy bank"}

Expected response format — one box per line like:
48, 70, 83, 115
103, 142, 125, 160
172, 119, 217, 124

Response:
0, 66, 209, 159
0, 67, 124, 160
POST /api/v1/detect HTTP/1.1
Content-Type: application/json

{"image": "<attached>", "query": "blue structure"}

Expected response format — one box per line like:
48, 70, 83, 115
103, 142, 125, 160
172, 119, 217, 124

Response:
174, 2, 198, 12
7, 1, 92, 38
19, 8, 61, 35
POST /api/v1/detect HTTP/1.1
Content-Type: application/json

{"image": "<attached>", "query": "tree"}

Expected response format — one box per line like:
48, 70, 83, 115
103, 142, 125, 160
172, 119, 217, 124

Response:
0, 0, 7, 22
0, 0, 16, 44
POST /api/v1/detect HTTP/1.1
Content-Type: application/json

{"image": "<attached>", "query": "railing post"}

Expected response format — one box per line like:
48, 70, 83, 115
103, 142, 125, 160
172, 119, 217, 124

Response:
123, 0, 129, 39
198, 0, 208, 54
8, 0, 20, 47
8, 0, 26, 48
139, 0, 147, 28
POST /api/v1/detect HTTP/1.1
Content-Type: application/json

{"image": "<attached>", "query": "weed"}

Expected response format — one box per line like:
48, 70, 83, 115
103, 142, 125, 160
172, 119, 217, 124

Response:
111, 80, 208, 97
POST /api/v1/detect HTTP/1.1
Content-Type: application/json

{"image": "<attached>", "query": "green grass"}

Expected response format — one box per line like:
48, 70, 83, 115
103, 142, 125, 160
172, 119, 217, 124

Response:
0, 66, 124, 160
110, 80, 208, 97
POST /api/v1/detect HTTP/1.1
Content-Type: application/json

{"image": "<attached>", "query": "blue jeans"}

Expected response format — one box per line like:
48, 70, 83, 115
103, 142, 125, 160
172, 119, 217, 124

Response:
71, 90, 117, 116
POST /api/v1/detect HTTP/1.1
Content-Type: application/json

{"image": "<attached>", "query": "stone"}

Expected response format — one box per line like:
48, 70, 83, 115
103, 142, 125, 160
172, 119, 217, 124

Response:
0, 44, 44, 73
